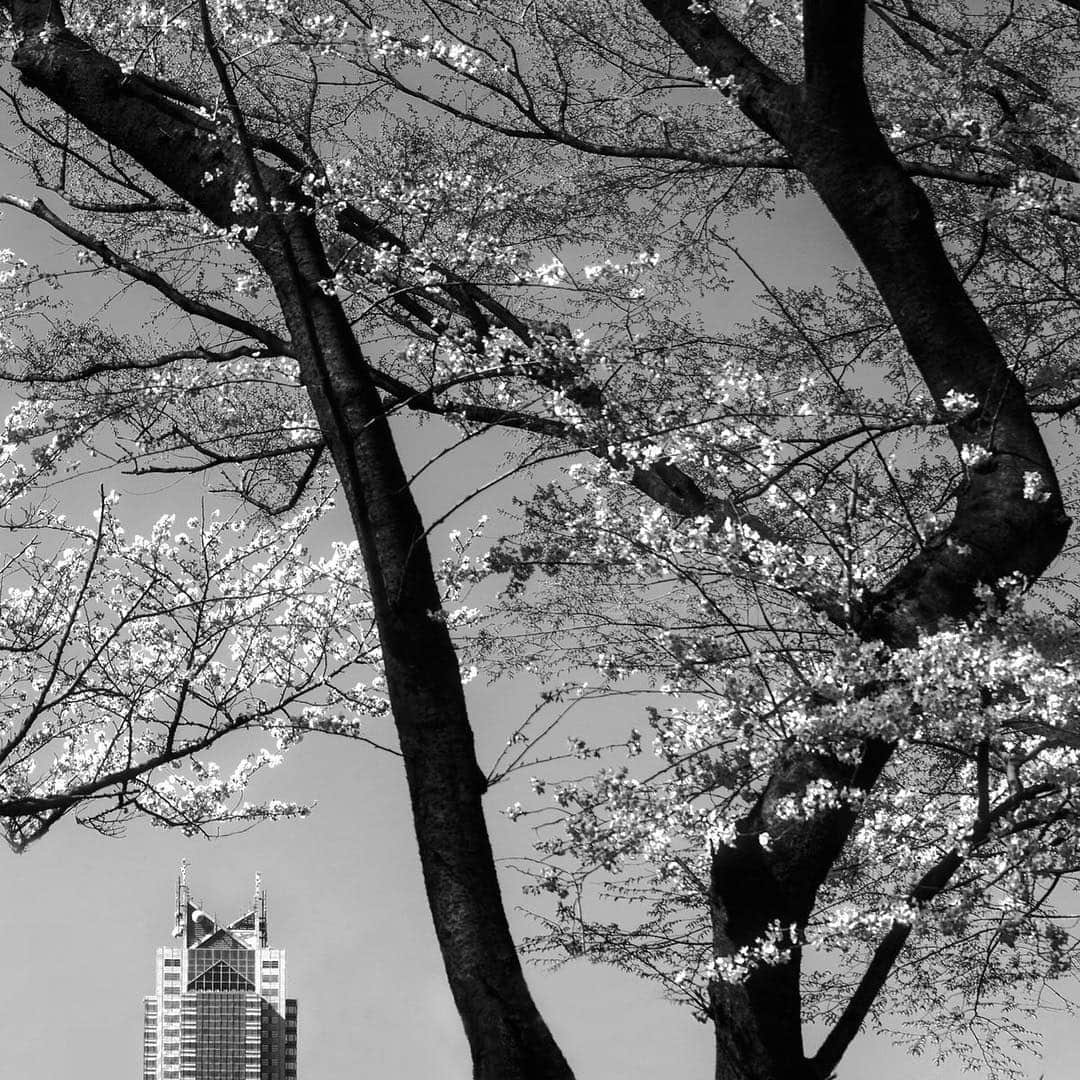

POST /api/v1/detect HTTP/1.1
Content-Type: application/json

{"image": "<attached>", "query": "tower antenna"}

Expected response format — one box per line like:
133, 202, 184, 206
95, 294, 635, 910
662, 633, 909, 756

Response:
173, 860, 190, 939
255, 872, 268, 946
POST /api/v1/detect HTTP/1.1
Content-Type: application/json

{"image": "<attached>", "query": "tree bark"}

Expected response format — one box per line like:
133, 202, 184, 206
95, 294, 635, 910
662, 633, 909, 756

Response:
5, 9, 573, 1078
639, 3, 1071, 1078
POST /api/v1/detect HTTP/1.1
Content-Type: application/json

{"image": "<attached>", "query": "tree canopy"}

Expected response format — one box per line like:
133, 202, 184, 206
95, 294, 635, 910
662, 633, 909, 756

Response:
3, 1, 1080, 1078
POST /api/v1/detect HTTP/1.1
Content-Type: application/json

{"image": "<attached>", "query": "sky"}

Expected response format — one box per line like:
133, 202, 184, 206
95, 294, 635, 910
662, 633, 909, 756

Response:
1, 74, 1079, 1080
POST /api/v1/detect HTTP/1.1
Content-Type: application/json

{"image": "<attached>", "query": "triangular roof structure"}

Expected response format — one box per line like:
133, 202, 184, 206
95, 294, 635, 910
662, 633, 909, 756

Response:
228, 911, 256, 931
188, 958, 255, 992
196, 928, 250, 951
175, 866, 269, 948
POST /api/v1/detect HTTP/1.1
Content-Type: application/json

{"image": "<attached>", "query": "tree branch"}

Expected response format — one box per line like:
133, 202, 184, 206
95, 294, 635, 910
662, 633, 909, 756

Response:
637, 0, 799, 144
0, 194, 293, 356
812, 778, 1059, 1073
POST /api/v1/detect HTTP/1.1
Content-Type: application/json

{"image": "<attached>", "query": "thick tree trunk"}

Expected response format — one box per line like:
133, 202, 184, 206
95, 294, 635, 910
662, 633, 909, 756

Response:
255, 223, 575, 1080
791, 0, 1069, 642
640, 3, 1071, 1078
6, 11, 573, 1078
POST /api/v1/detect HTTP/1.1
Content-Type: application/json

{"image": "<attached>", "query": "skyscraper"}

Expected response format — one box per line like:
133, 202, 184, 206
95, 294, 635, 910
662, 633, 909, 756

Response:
143, 866, 298, 1080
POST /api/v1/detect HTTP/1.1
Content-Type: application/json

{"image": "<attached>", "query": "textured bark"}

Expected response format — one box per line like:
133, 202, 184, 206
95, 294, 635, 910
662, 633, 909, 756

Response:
793, 0, 1069, 644
640, 3, 1072, 1078
5, 10, 573, 1078
261, 242, 574, 1080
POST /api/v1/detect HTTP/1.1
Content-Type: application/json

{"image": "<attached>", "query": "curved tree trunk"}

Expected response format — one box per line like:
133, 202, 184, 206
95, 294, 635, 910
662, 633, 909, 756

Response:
640, 2, 1071, 1078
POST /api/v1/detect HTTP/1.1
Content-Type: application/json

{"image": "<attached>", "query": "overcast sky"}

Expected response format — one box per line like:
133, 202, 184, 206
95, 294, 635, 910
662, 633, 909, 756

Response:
1, 103, 1078, 1080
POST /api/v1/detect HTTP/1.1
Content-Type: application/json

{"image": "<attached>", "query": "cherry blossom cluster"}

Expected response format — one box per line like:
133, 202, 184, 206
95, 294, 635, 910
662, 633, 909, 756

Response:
0, 493, 386, 848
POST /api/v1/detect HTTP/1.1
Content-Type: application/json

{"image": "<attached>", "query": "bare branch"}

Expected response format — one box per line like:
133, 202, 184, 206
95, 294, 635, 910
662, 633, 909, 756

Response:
0, 194, 294, 356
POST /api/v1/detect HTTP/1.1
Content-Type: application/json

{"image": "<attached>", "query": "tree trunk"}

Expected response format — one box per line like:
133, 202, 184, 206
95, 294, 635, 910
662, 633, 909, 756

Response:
639, 3, 1071, 1077
7, 11, 573, 1078
256, 223, 575, 1080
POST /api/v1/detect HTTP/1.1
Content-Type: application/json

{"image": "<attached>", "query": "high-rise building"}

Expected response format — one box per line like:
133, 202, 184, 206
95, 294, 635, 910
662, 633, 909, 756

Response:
143, 866, 298, 1080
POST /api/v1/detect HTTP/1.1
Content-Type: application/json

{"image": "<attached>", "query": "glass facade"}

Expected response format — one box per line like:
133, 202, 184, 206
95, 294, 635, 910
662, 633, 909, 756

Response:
193, 993, 248, 1079
143, 874, 298, 1080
